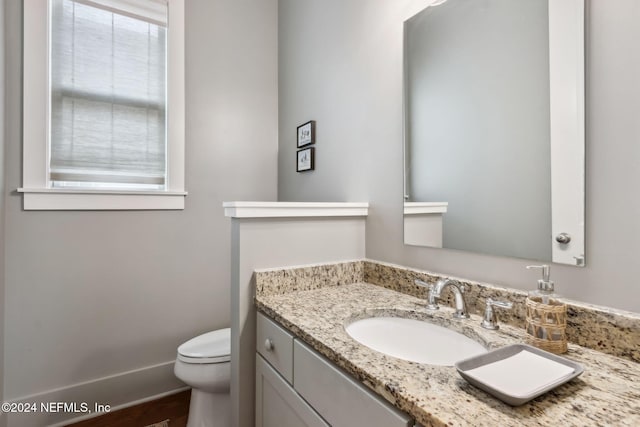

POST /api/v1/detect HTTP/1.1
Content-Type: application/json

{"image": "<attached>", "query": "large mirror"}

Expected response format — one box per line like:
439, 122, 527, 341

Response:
403, 0, 585, 266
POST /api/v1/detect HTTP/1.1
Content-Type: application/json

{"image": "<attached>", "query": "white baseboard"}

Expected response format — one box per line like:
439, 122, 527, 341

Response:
5, 360, 186, 427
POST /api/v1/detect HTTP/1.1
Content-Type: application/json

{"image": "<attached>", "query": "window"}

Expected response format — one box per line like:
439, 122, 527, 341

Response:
50, 0, 167, 190
21, 0, 185, 210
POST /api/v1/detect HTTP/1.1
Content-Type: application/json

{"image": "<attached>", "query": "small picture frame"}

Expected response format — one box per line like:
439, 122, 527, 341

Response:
297, 120, 315, 148
296, 147, 315, 172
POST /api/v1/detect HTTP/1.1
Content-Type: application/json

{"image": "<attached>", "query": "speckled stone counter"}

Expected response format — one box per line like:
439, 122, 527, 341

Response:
257, 260, 640, 362
254, 263, 640, 427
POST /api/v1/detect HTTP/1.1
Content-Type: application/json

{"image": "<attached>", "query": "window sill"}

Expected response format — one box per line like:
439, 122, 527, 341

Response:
17, 188, 187, 210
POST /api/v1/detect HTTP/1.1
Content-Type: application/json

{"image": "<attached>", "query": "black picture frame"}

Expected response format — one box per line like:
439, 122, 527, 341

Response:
297, 120, 316, 148
296, 147, 315, 172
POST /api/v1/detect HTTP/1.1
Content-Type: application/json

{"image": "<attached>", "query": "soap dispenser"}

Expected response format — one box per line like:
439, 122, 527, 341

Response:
524, 265, 567, 354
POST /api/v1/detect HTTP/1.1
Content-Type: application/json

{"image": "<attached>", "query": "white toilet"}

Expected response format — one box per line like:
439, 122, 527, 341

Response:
174, 328, 231, 427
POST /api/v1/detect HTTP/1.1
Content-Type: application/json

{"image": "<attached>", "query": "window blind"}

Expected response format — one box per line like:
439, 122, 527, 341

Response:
73, 0, 168, 26
50, 0, 167, 189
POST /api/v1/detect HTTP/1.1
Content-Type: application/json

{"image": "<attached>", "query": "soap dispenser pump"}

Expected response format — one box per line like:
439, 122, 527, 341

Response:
524, 265, 567, 354
526, 264, 555, 302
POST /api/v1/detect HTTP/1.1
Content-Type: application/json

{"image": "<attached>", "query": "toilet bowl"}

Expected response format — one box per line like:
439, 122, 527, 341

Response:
174, 328, 231, 427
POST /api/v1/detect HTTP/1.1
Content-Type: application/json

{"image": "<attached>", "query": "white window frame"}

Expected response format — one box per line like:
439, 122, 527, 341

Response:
19, 0, 186, 210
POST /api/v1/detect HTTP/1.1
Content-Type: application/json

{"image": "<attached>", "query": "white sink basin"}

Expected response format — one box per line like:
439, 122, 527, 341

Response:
345, 316, 487, 366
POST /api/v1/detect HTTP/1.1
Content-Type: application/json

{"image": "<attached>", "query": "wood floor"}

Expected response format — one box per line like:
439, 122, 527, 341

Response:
66, 390, 190, 427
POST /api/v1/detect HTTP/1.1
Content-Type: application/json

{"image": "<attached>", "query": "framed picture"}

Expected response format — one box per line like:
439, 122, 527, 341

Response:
296, 147, 315, 172
297, 120, 316, 148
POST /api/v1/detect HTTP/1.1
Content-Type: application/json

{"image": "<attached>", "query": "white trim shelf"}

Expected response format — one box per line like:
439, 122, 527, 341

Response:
18, 188, 187, 210
403, 202, 448, 215
223, 202, 369, 219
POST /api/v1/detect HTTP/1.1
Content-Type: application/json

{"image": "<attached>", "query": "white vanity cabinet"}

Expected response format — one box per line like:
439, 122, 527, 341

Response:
256, 312, 413, 427
256, 355, 329, 427
256, 312, 327, 427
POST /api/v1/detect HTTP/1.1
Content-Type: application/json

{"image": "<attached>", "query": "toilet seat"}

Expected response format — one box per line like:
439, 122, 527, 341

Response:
178, 328, 231, 364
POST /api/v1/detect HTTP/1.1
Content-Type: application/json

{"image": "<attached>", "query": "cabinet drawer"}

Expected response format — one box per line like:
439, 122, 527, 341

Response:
256, 354, 329, 427
294, 340, 412, 427
257, 312, 294, 383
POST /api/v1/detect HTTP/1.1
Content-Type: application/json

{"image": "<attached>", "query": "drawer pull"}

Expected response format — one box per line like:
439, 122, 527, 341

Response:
264, 338, 274, 352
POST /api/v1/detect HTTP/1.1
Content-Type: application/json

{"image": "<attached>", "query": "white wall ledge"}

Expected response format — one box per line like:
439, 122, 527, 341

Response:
404, 201, 448, 215
18, 188, 187, 210
223, 201, 369, 218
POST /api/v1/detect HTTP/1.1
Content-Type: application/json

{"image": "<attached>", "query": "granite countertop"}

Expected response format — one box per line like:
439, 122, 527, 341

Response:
255, 282, 640, 427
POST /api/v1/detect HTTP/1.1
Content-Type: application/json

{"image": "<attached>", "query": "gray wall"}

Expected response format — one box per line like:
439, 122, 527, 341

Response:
3, 0, 277, 405
406, 0, 551, 261
1, 0, 6, 425
278, 0, 640, 314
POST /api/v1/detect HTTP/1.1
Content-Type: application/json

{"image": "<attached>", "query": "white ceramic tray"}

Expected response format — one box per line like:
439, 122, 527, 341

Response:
455, 344, 584, 406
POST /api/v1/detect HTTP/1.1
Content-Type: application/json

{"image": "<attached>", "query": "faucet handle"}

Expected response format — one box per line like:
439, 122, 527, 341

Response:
481, 298, 513, 330
487, 299, 513, 310
414, 279, 429, 288
414, 279, 439, 310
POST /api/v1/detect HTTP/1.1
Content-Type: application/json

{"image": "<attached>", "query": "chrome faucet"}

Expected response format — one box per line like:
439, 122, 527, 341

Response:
415, 278, 470, 319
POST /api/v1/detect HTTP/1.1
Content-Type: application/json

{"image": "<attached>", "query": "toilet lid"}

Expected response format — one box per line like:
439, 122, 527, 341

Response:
177, 328, 231, 364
